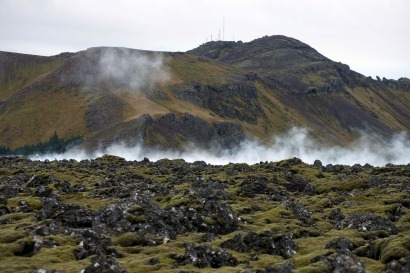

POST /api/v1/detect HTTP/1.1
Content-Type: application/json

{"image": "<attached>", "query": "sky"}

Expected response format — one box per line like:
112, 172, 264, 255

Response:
0, 0, 409, 79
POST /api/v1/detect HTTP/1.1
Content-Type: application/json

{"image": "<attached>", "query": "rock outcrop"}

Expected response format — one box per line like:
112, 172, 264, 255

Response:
171, 82, 262, 124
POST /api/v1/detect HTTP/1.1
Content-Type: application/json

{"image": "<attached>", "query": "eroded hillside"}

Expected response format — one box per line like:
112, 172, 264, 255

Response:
1, 35, 410, 152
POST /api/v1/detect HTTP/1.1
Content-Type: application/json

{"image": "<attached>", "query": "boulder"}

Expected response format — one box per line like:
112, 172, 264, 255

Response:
189, 177, 229, 200
325, 237, 354, 254
312, 253, 366, 273
82, 255, 127, 273
171, 243, 238, 268
221, 231, 298, 259
383, 257, 410, 273
337, 213, 398, 235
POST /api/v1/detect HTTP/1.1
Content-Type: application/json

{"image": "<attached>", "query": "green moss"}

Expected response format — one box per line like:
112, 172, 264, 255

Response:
0, 212, 36, 222
48, 234, 78, 246
250, 254, 286, 270
113, 233, 138, 247
0, 241, 22, 258
96, 154, 127, 165
295, 261, 330, 273
61, 193, 114, 211
163, 193, 190, 208
358, 257, 384, 273
396, 214, 410, 233
293, 236, 333, 268
6, 196, 42, 211
374, 235, 410, 263
0, 229, 27, 244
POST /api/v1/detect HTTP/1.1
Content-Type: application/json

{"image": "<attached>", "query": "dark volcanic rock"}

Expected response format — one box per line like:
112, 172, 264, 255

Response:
74, 227, 122, 261
148, 257, 160, 265
88, 111, 246, 151
189, 177, 229, 200
283, 199, 314, 225
82, 255, 127, 273
37, 197, 95, 229
383, 257, 410, 273
199, 199, 239, 234
94, 195, 238, 239
325, 237, 354, 254
149, 112, 245, 149
239, 175, 272, 197
26, 174, 57, 187
86, 114, 152, 150
224, 162, 254, 176
322, 164, 346, 174
312, 253, 366, 273
262, 263, 294, 273
14, 240, 37, 257
171, 82, 262, 124
221, 231, 298, 259
171, 243, 238, 268
283, 172, 316, 195
0, 204, 10, 216
337, 213, 398, 235
329, 208, 345, 222
14, 199, 33, 213
188, 35, 328, 70
85, 90, 126, 132
34, 185, 54, 197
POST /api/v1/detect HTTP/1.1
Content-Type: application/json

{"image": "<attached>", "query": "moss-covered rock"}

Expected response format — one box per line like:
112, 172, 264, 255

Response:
0, 156, 409, 272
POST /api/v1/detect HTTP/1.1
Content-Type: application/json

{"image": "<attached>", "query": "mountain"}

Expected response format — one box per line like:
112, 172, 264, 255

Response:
1, 35, 410, 153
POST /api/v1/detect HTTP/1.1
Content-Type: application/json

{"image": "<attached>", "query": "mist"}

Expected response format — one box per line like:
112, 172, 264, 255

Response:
91, 47, 170, 91
32, 127, 410, 166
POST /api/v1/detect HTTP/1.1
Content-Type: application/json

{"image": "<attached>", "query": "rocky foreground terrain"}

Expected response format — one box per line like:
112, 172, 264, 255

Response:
0, 155, 409, 273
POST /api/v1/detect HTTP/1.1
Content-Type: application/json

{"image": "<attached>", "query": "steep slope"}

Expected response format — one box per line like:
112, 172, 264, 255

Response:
0, 51, 67, 101
0, 51, 87, 148
0, 35, 410, 153
189, 35, 410, 142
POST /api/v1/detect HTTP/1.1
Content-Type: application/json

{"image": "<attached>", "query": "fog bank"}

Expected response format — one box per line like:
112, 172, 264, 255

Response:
32, 127, 410, 166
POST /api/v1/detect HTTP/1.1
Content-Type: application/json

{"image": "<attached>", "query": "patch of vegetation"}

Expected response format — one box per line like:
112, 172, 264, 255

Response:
0, 132, 82, 156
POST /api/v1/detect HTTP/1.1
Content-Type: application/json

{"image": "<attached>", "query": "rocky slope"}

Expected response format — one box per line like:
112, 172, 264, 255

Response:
0, 156, 409, 272
1, 35, 410, 153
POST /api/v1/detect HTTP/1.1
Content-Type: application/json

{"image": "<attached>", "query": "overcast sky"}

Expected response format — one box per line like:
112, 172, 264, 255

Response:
1, 0, 409, 79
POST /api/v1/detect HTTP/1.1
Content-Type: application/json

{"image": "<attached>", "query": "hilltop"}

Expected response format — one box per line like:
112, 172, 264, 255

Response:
0, 35, 410, 154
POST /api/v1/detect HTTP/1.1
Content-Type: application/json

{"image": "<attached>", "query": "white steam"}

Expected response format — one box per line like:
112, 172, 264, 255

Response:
97, 47, 170, 90
32, 127, 410, 166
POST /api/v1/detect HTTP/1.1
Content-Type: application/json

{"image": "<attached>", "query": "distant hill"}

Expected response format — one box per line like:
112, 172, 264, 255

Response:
1, 35, 410, 153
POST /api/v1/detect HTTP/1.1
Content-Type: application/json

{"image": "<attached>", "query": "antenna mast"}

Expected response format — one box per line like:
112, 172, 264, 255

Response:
223, 16, 225, 41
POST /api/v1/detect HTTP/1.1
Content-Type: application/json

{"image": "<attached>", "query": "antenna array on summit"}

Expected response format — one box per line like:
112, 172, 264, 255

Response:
205, 16, 235, 43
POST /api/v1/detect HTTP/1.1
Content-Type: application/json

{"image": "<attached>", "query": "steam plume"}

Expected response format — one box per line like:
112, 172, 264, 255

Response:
85, 47, 170, 91
32, 127, 410, 166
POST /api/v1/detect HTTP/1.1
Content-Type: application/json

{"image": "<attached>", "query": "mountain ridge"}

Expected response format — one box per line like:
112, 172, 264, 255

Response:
0, 35, 409, 153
